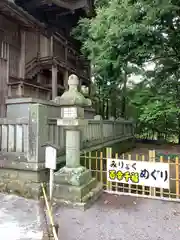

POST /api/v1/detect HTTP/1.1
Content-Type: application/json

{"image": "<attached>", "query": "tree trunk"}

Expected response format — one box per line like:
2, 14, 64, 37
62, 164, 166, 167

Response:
178, 115, 180, 144
111, 97, 117, 118
105, 99, 109, 119
121, 70, 127, 118
110, 89, 117, 118
174, 74, 180, 144
102, 97, 105, 119
97, 85, 101, 115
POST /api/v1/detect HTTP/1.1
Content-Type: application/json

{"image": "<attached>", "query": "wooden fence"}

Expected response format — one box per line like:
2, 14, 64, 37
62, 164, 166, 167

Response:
81, 148, 180, 202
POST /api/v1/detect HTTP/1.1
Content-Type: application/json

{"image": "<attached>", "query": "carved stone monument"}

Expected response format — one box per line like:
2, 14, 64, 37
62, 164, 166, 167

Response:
53, 74, 102, 209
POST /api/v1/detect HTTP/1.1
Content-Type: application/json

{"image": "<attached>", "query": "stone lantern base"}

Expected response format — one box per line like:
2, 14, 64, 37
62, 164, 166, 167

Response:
53, 166, 103, 210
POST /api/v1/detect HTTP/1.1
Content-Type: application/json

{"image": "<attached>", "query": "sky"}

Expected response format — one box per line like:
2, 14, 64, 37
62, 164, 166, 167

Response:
91, 61, 156, 87
128, 62, 156, 86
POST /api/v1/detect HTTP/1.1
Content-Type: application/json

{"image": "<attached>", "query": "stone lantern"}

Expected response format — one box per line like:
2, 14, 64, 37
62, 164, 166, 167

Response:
53, 74, 102, 209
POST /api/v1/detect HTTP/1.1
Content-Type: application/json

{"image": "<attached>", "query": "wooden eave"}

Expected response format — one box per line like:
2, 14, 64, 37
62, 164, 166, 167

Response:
50, 0, 88, 10
20, 0, 93, 12
0, 0, 46, 30
14, 0, 94, 38
45, 0, 94, 16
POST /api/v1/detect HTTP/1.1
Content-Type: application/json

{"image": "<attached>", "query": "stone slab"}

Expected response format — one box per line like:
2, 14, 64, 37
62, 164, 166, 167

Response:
53, 178, 97, 202
54, 182, 103, 211
6, 97, 60, 107
54, 166, 92, 186
0, 158, 46, 171
0, 168, 48, 199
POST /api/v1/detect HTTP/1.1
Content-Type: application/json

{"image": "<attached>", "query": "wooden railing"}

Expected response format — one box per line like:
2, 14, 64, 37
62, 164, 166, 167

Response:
25, 52, 90, 84
25, 56, 52, 77
25, 57, 38, 72
8, 79, 51, 100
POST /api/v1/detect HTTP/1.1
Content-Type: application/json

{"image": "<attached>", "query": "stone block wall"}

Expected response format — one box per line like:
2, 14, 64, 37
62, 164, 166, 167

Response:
0, 98, 134, 199
0, 167, 48, 199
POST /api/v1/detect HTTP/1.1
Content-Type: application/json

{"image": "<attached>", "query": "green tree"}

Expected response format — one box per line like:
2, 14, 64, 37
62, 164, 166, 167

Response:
73, 0, 180, 142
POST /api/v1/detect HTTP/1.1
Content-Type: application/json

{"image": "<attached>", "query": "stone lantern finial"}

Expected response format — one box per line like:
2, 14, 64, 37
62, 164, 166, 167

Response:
68, 74, 79, 91
54, 74, 92, 107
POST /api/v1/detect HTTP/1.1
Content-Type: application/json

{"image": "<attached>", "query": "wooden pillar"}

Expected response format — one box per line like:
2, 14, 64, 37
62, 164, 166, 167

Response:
50, 35, 53, 57
37, 31, 40, 57
88, 64, 91, 96
65, 40, 68, 62
63, 70, 69, 90
63, 39, 69, 91
52, 64, 58, 99
37, 72, 41, 84
17, 84, 24, 97
19, 29, 26, 79
3, 41, 10, 84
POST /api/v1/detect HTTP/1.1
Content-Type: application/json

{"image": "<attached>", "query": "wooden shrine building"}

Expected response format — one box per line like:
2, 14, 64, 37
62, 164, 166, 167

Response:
0, 0, 93, 117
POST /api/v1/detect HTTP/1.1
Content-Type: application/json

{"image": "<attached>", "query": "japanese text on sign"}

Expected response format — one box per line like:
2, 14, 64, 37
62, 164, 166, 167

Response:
107, 159, 169, 189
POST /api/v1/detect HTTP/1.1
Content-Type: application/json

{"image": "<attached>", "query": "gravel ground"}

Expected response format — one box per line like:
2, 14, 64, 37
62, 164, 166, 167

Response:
56, 193, 180, 240
0, 192, 180, 240
0, 193, 43, 240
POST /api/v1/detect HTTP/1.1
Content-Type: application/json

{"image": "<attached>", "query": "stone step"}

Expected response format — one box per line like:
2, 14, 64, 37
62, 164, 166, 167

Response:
53, 177, 97, 202
53, 180, 103, 211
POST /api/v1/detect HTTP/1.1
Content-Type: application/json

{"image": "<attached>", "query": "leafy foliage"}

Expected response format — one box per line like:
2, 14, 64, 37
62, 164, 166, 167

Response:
72, 0, 180, 142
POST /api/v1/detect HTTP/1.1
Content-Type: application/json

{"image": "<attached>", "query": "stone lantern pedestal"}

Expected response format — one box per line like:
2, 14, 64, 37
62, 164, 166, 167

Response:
53, 75, 102, 209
